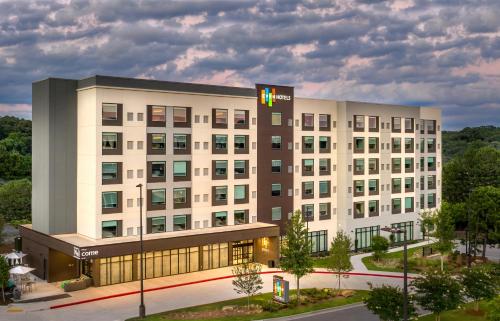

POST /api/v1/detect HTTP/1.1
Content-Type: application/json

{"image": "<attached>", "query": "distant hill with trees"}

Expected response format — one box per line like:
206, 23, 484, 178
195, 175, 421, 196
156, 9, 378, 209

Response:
442, 126, 500, 163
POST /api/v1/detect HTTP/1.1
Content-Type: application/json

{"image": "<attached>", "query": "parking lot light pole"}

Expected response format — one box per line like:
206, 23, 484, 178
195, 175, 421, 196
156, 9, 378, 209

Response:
137, 184, 146, 318
381, 226, 408, 321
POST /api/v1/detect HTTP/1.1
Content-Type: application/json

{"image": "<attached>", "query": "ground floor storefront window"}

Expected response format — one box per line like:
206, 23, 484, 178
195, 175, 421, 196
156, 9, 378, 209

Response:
355, 225, 380, 251
99, 255, 133, 286
391, 221, 414, 243
308, 230, 327, 254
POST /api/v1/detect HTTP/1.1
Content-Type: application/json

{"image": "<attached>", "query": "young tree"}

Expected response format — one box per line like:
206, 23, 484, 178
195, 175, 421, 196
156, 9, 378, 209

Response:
0, 257, 9, 303
364, 284, 416, 321
461, 266, 499, 312
280, 210, 313, 304
412, 271, 464, 321
434, 202, 456, 271
371, 235, 389, 262
231, 262, 264, 309
326, 231, 352, 291
419, 209, 436, 241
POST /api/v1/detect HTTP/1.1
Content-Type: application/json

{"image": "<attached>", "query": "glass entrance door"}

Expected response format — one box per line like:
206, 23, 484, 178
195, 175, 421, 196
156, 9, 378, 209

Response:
232, 240, 254, 265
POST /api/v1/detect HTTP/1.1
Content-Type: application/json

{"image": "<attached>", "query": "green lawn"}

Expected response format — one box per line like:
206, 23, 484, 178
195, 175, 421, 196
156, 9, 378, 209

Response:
361, 245, 443, 273
312, 256, 332, 268
418, 300, 493, 321
127, 289, 369, 321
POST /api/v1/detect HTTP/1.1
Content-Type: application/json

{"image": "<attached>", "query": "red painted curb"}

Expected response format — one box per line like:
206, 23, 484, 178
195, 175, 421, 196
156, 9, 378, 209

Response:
49, 270, 413, 310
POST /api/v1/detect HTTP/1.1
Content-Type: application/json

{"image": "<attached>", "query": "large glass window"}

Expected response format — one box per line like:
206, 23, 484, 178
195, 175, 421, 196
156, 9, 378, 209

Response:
355, 226, 380, 250
271, 160, 282, 173
102, 103, 118, 120
368, 116, 378, 130
102, 163, 118, 180
271, 183, 282, 196
173, 107, 187, 123
215, 135, 228, 150
215, 109, 228, 124
303, 159, 314, 173
319, 136, 329, 149
303, 181, 314, 196
354, 159, 364, 173
271, 112, 282, 126
152, 161, 165, 178
392, 198, 402, 212
428, 175, 436, 189
303, 136, 314, 150
319, 181, 329, 196
354, 137, 364, 152
303, 113, 314, 127
234, 110, 246, 125
368, 137, 378, 152
392, 137, 401, 152
405, 118, 413, 131
151, 217, 166, 233
392, 178, 402, 193
234, 135, 246, 150
215, 160, 228, 176
173, 134, 187, 150
151, 189, 166, 205
102, 133, 118, 150
405, 177, 414, 191
391, 221, 414, 243
405, 197, 414, 212
173, 188, 187, 204
369, 179, 378, 194
151, 106, 166, 122
319, 114, 329, 128
319, 203, 329, 218
319, 159, 329, 172
271, 207, 282, 221
215, 186, 227, 201
428, 193, 436, 207
234, 210, 246, 225
214, 211, 228, 227
102, 192, 118, 209
405, 158, 414, 171
309, 230, 327, 254
354, 202, 364, 218
392, 158, 402, 172
173, 215, 187, 231
355, 115, 364, 130
368, 158, 378, 173
234, 185, 246, 201
303, 204, 314, 219
151, 133, 166, 150
427, 157, 436, 170
271, 136, 282, 149
392, 117, 401, 131
234, 160, 246, 175
102, 220, 119, 238
355, 180, 364, 195
173, 161, 187, 177
405, 138, 414, 152
427, 138, 436, 152
368, 201, 378, 217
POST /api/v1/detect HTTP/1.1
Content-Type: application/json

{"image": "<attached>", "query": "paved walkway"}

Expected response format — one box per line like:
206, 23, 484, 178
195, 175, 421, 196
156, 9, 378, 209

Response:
350, 238, 437, 271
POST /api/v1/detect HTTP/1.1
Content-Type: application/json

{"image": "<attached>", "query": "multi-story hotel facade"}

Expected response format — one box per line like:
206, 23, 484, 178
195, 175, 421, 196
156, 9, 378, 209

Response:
21, 76, 441, 286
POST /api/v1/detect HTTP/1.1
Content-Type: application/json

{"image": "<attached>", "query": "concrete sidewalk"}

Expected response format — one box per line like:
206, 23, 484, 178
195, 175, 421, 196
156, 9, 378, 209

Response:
350, 238, 437, 271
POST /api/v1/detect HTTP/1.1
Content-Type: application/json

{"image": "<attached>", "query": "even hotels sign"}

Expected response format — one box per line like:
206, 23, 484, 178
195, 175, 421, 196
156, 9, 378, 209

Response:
259, 86, 292, 107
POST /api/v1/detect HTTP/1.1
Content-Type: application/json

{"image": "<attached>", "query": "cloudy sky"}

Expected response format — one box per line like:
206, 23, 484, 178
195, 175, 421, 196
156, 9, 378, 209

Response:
0, 0, 499, 129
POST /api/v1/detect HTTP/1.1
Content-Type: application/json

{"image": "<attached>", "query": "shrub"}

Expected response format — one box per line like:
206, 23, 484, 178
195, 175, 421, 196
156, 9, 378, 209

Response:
261, 300, 281, 312
371, 236, 389, 261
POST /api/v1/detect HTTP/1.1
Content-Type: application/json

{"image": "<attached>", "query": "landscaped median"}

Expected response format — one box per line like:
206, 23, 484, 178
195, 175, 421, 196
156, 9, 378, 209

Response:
127, 289, 368, 321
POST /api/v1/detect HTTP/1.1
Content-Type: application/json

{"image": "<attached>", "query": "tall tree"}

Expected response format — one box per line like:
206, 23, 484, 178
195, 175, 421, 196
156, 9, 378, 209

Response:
412, 271, 464, 321
0, 179, 32, 222
0, 257, 9, 303
364, 284, 416, 321
326, 231, 352, 291
231, 262, 263, 309
419, 209, 436, 241
461, 265, 499, 312
371, 235, 389, 262
280, 210, 313, 304
433, 202, 456, 271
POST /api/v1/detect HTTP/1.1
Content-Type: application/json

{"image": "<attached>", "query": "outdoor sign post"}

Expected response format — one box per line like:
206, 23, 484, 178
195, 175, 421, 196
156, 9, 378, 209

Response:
273, 275, 289, 304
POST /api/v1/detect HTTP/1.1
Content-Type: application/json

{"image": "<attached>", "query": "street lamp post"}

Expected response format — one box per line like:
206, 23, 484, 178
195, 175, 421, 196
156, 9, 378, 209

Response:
381, 226, 408, 321
137, 184, 146, 318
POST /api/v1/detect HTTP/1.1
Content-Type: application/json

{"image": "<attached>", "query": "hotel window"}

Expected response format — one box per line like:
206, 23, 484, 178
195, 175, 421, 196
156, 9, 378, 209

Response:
354, 180, 364, 196
420, 176, 425, 190
319, 203, 330, 220
173, 107, 186, 122
102, 192, 118, 209
420, 119, 426, 133
405, 118, 414, 133
319, 114, 330, 130
427, 138, 436, 152
234, 135, 247, 153
354, 159, 364, 175
173, 215, 188, 231
319, 158, 330, 174
102, 103, 121, 126
405, 157, 414, 173
319, 181, 330, 197
354, 201, 364, 218
368, 158, 379, 174
354, 137, 364, 153
427, 120, 436, 134
271, 136, 282, 149
234, 110, 248, 129
102, 133, 118, 150
369, 179, 378, 195
234, 160, 246, 176
420, 157, 425, 170
405, 138, 414, 153
234, 185, 247, 203
173, 134, 187, 151
355, 226, 380, 250
392, 178, 402, 193
234, 210, 247, 225
271, 160, 282, 173
214, 135, 228, 151
212, 211, 227, 227
214, 109, 228, 127
428, 175, 436, 189
420, 194, 425, 209
149, 216, 166, 234
392, 137, 401, 153
151, 133, 166, 150
368, 137, 378, 153
309, 230, 327, 253
215, 186, 228, 202
392, 117, 401, 132
420, 138, 425, 153
392, 158, 401, 173
392, 198, 402, 214
303, 113, 314, 129
271, 207, 282, 221
173, 161, 187, 178
319, 136, 330, 152
405, 177, 414, 192
151, 189, 166, 206
354, 115, 364, 131
271, 183, 282, 197
302, 159, 314, 175
271, 112, 282, 126
428, 193, 436, 207
102, 163, 118, 180
303, 136, 314, 152
303, 181, 314, 198
369, 200, 379, 217
151, 106, 166, 122
151, 161, 166, 178
215, 160, 228, 177
368, 116, 378, 132
405, 197, 414, 212
102, 220, 121, 238
302, 204, 314, 221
